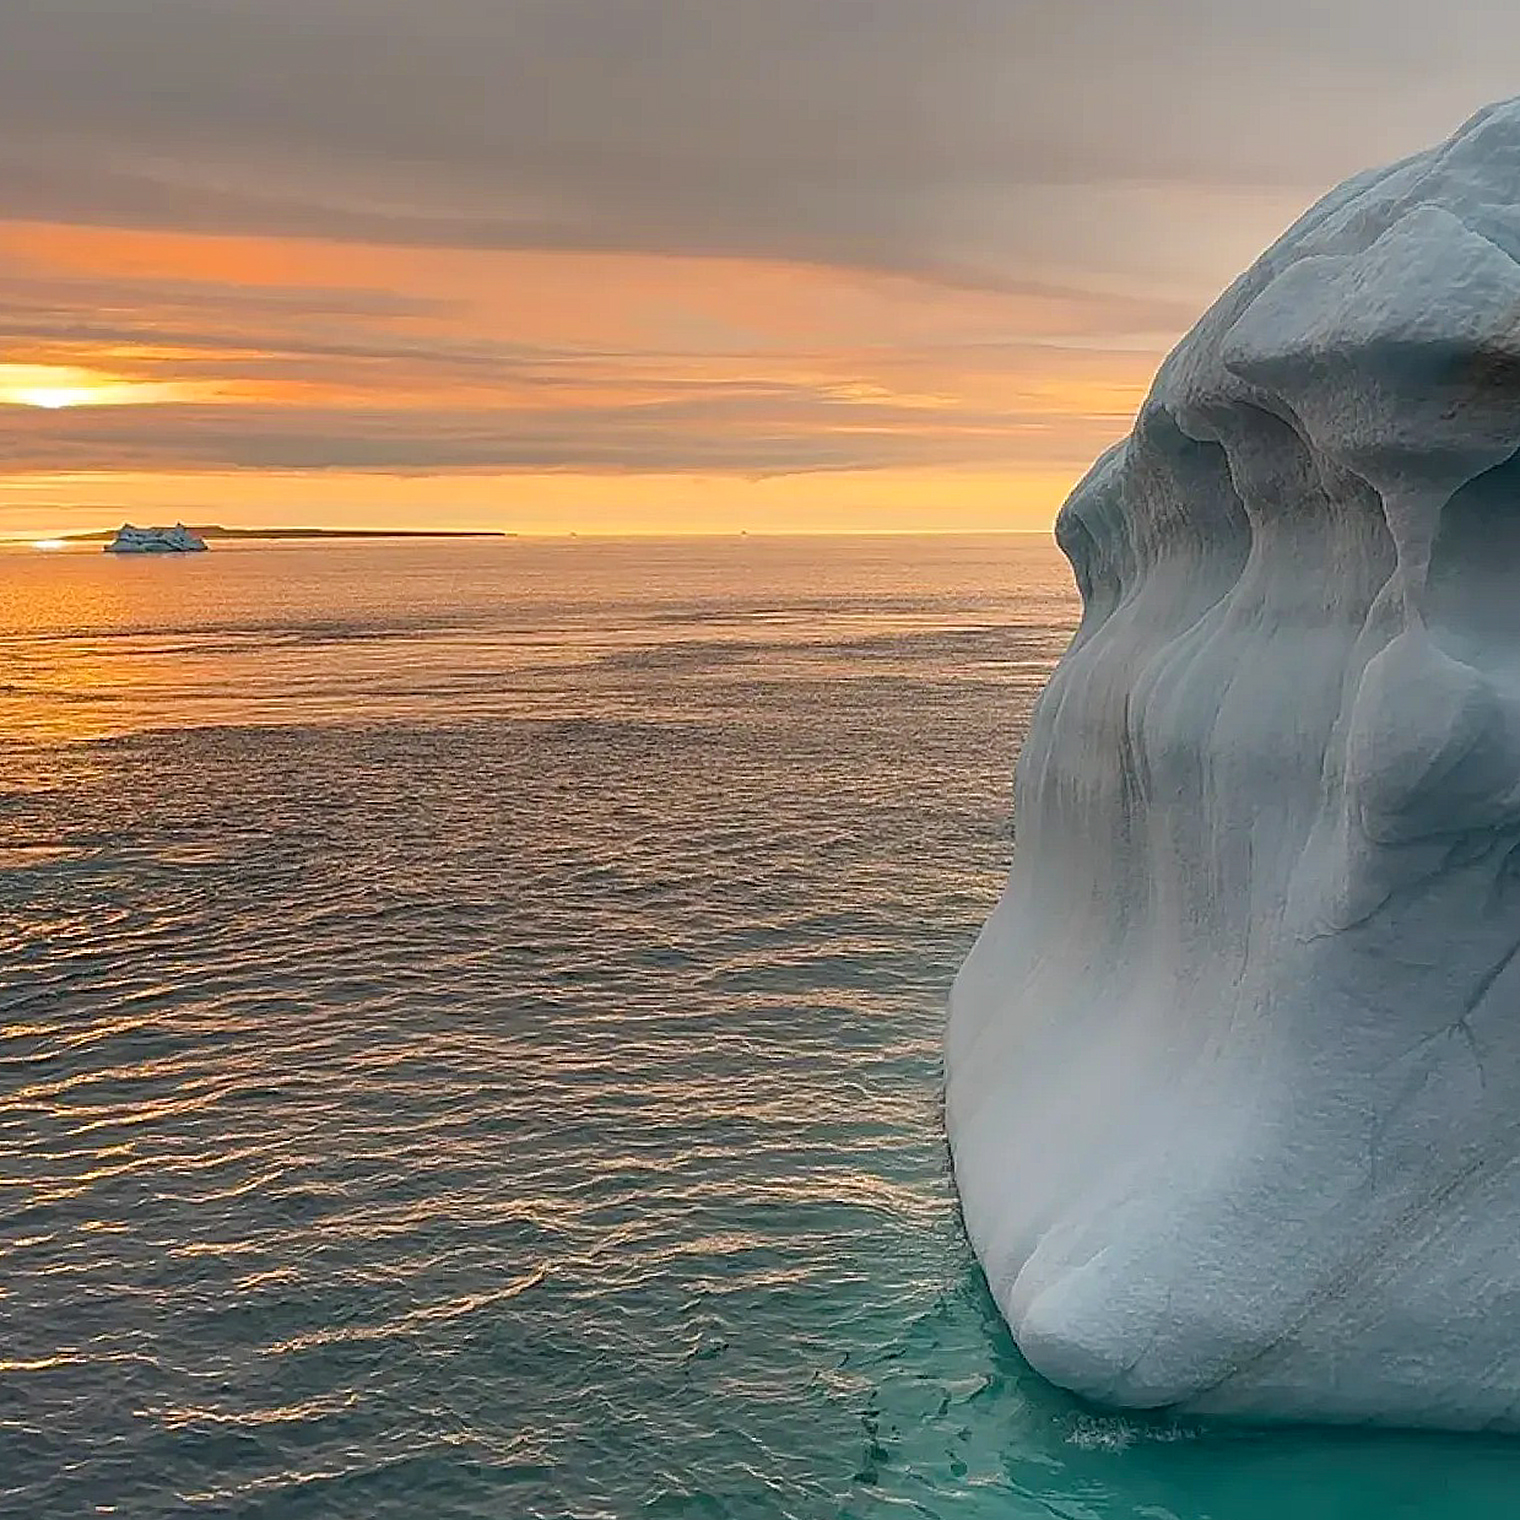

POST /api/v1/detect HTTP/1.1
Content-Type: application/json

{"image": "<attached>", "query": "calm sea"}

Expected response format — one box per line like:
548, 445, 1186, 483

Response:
3, 536, 1518, 1519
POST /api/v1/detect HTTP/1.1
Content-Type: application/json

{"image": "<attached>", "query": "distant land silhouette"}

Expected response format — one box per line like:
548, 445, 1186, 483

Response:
67, 525, 510, 541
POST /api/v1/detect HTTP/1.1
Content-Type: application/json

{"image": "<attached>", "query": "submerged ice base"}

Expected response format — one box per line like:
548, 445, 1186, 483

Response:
948, 98, 1520, 1430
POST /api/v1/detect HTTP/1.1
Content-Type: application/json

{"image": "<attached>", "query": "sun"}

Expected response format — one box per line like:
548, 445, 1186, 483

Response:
0, 362, 210, 410
0, 365, 112, 409
0, 364, 177, 409
12, 387, 98, 410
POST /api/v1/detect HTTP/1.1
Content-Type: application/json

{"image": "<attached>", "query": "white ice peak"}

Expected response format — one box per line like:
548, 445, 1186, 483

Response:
105, 523, 209, 553
948, 97, 1520, 1430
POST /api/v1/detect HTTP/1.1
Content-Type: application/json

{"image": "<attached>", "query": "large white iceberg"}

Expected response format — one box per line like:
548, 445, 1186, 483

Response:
948, 99, 1520, 1430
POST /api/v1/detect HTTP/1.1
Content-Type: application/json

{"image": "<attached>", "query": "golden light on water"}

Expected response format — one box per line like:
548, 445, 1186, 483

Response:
31, 538, 66, 550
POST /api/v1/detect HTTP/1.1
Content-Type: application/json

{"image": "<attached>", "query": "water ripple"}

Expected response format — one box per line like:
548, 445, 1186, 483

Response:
7, 539, 1519, 1518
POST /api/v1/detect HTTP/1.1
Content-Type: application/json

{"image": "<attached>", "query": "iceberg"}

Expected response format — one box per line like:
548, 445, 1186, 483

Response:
105, 523, 209, 553
947, 98, 1520, 1430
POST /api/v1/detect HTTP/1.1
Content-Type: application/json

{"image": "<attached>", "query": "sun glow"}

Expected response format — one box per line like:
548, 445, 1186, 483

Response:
13, 387, 97, 410
31, 539, 66, 550
0, 364, 190, 410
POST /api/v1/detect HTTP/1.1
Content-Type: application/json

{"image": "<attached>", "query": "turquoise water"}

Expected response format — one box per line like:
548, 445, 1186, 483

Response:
3, 535, 1519, 1518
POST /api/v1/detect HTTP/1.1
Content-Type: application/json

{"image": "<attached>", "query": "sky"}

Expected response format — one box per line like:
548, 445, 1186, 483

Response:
1, 1, 1518, 538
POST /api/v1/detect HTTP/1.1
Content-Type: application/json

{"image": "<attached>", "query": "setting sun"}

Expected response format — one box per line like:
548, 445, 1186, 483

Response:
0, 363, 196, 413
0, 365, 107, 409
12, 387, 97, 410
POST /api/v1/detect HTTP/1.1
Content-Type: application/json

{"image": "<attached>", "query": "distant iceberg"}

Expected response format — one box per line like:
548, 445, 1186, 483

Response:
948, 97, 1520, 1429
105, 523, 209, 553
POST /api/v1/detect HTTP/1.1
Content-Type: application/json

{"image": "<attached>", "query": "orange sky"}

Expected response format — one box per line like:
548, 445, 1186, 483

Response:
1, 2, 1503, 540
0, 219, 1179, 538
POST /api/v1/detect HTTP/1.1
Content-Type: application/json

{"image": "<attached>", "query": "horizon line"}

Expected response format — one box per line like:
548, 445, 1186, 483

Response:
3, 525, 1059, 543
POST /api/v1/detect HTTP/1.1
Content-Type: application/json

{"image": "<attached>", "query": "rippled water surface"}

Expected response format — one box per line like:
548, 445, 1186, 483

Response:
5, 536, 1520, 1519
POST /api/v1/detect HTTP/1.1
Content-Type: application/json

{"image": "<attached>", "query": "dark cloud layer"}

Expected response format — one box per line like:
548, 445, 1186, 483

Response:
1, 0, 1516, 280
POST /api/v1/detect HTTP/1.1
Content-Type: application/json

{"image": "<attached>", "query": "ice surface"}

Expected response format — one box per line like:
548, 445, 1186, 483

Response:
947, 98, 1520, 1429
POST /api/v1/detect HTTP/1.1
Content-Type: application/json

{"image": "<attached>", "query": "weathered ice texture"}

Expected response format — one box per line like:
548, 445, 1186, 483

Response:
947, 99, 1520, 1430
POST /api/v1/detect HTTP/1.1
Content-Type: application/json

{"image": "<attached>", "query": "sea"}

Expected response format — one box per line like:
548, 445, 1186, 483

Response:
3, 534, 1519, 1520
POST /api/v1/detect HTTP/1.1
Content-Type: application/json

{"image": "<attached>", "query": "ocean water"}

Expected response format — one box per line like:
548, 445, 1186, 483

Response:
3, 534, 1519, 1520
